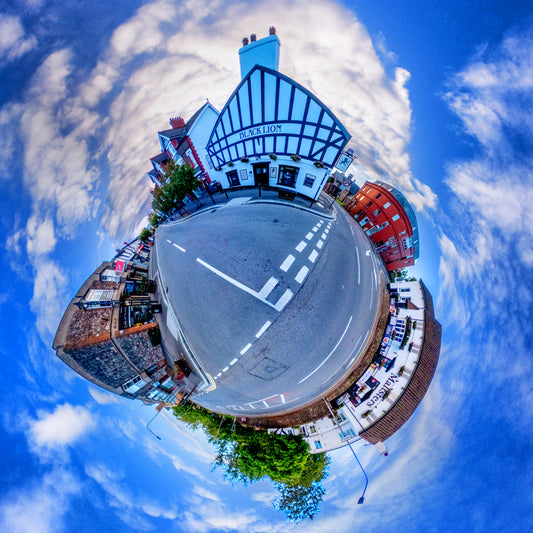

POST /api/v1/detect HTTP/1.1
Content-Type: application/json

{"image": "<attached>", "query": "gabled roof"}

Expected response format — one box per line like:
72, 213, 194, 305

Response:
150, 151, 170, 164
206, 65, 351, 167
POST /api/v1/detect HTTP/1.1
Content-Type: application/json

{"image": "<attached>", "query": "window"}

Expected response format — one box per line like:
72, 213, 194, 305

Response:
277, 165, 299, 187
383, 201, 391, 209
303, 173, 316, 187
226, 169, 240, 186
359, 217, 370, 226
122, 375, 147, 394
373, 209, 381, 217
399, 230, 407, 236
314, 440, 322, 450
375, 192, 382, 199
309, 425, 317, 434
366, 201, 372, 208
392, 214, 400, 221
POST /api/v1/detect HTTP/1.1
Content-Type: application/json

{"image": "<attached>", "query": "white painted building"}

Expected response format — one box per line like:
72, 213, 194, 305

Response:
204, 29, 351, 200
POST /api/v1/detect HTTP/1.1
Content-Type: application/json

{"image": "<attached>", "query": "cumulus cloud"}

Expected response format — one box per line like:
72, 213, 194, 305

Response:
29, 403, 95, 449
0, 468, 80, 533
0, 14, 37, 63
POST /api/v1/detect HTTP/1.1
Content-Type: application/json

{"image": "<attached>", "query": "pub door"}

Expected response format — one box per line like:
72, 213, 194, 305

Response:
253, 163, 270, 187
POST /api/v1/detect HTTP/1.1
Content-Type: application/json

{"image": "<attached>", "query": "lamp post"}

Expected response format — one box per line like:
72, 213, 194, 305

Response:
146, 409, 162, 440
348, 442, 368, 504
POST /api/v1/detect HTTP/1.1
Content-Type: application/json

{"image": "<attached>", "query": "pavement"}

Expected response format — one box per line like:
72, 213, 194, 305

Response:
151, 189, 386, 417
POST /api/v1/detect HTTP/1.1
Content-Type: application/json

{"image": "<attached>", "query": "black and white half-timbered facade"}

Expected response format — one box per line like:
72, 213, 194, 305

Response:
205, 50, 351, 200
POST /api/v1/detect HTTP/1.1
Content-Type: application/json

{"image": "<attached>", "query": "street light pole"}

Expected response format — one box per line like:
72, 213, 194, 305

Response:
146, 409, 162, 440
348, 442, 368, 504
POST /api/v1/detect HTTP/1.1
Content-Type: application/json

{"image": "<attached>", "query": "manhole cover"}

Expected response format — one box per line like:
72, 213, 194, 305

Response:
249, 356, 288, 381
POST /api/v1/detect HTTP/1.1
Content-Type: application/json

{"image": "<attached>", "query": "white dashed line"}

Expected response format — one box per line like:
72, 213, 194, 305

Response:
298, 316, 353, 383
173, 243, 186, 252
308, 250, 318, 263
255, 321, 272, 338
229, 358, 238, 365
350, 226, 354, 236
313, 226, 319, 232
321, 232, 327, 239
222, 366, 229, 372
166, 239, 172, 243
274, 289, 293, 311
295, 266, 309, 284
280, 255, 295, 272
356, 247, 361, 284
295, 241, 307, 252
259, 277, 278, 298
305, 232, 314, 240
240, 343, 252, 355
263, 401, 269, 407
317, 240, 324, 249
217, 373, 222, 378
280, 394, 286, 404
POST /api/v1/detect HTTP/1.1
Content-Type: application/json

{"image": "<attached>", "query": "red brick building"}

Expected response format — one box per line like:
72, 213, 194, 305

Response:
344, 180, 420, 271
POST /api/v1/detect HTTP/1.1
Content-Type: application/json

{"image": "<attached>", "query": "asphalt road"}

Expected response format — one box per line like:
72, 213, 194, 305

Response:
154, 198, 383, 416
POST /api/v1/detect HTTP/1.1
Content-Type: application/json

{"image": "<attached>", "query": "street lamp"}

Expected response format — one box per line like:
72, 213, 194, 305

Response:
146, 409, 162, 440
348, 442, 368, 504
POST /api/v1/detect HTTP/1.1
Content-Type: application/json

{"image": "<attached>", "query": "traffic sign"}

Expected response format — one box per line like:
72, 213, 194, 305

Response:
343, 178, 350, 187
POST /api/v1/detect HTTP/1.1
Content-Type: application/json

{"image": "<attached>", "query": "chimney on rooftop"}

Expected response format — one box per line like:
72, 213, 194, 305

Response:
250, 33, 257, 42
269, 26, 276, 35
169, 116, 186, 129
242, 37, 249, 46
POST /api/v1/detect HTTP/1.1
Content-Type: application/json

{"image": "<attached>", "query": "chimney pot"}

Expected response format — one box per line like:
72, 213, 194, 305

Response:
242, 37, 249, 46
269, 26, 276, 35
250, 33, 257, 42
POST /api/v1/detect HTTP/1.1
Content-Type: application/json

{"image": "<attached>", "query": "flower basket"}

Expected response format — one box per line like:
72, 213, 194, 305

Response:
215, 166, 222, 171
314, 160, 325, 168
268, 153, 277, 160
290, 154, 301, 162
227, 161, 234, 167
240, 157, 249, 163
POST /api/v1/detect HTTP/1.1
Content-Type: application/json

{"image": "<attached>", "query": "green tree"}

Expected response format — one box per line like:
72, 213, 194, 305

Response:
172, 403, 331, 522
139, 228, 152, 243
273, 481, 326, 522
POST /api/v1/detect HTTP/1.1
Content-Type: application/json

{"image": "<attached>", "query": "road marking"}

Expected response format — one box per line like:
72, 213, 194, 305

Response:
308, 250, 318, 263
321, 232, 327, 239
173, 243, 186, 252
259, 277, 278, 298
317, 240, 324, 249
216, 373, 221, 378
247, 403, 256, 409
295, 266, 309, 284
280, 394, 286, 404
298, 316, 353, 384
369, 292, 373, 309
350, 225, 354, 236
305, 232, 314, 240
274, 289, 293, 311
222, 366, 229, 372
312, 226, 319, 232
356, 247, 361, 284
229, 357, 238, 365
255, 321, 272, 338
325, 229, 329, 234
240, 343, 252, 355
166, 239, 172, 243
295, 241, 307, 252
263, 401, 269, 407
280, 255, 295, 272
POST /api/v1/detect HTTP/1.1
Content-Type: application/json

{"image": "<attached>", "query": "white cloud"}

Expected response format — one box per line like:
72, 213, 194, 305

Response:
0, 14, 37, 63
0, 468, 80, 533
26, 215, 57, 256
29, 403, 96, 449
88, 386, 120, 404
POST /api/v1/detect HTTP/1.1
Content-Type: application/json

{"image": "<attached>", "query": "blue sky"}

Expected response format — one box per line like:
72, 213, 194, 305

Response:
1, 1, 532, 531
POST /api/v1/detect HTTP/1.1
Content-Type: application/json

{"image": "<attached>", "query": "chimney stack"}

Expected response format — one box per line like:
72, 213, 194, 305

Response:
169, 117, 186, 129
269, 26, 276, 35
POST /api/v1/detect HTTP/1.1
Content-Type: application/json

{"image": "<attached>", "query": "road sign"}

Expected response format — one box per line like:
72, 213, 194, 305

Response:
343, 178, 350, 187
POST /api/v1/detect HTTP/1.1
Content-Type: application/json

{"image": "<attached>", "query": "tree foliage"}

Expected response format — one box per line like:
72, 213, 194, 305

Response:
139, 228, 152, 243
273, 481, 326, 522
173, 402, 330, 522
152, 160, 200, 216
